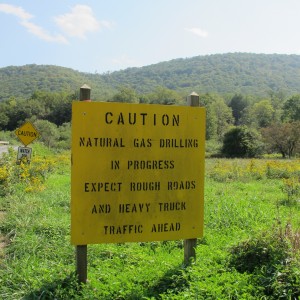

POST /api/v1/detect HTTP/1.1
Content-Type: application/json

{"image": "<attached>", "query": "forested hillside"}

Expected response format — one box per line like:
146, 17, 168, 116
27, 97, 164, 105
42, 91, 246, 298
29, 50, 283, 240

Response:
1, 53, 299, 158
0, 64, 114, 102
104, 53, 300, 96
1, 53, 300, 101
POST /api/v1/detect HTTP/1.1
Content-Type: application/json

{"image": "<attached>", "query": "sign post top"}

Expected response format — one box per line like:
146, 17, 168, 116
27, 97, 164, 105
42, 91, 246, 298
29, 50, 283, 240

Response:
80, 84, 91, 102
15, 121, 40, 146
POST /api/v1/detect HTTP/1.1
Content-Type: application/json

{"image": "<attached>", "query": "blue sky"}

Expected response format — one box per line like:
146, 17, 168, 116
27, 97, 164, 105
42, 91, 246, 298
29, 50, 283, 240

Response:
1, 0, 300, 73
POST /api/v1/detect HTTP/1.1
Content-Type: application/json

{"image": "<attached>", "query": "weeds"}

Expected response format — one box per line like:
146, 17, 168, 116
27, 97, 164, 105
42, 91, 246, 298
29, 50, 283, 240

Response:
207, 158, 300, 182
1, 156, 300, 299
228, 220, 300, 299
0, 145, 64, 196
282, 177, 300, 203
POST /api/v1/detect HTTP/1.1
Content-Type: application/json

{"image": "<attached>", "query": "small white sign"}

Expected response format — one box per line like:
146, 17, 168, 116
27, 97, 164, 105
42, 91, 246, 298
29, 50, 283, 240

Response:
17, 146, 32, 163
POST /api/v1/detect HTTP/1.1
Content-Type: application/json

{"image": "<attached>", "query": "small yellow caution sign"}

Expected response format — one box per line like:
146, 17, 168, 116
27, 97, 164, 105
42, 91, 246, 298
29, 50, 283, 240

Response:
15, 121, 40, 146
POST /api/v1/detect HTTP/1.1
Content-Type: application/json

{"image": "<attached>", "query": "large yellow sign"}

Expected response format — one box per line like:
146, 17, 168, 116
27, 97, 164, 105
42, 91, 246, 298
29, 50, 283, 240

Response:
71, 102, 205, 245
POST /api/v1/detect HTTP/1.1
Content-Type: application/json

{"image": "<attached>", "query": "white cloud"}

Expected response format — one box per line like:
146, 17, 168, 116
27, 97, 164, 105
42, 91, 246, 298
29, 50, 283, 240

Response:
55, 5, 104, 39
0, 3, 111, 44
0, 3, 32, 20
21, 20, 68, 44
185, 27, 208, 38
0, 3, 68, 44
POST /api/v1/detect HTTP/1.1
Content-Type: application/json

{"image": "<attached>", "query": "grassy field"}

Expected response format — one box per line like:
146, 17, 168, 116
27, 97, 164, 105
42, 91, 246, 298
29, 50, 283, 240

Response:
0, 146, 300, 299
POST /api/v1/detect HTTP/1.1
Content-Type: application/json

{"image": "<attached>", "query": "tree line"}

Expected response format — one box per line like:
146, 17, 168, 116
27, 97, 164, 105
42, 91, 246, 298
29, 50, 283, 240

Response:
0, 86, 299, 157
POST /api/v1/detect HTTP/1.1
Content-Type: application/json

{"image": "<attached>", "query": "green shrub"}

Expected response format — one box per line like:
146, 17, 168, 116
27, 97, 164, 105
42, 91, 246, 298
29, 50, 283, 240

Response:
221, 126, 264, 158
205, 139, 222, 158
229, 223, 300, 299
229, 233, 289, 273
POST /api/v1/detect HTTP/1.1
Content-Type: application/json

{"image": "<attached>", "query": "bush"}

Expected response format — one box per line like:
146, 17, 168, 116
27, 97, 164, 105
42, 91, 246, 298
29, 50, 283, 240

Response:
229, 223, 300, 299
229, 233, 289, 274
205, 139, 222, 157
221, 126, 264, 158
0, 145, 61, 196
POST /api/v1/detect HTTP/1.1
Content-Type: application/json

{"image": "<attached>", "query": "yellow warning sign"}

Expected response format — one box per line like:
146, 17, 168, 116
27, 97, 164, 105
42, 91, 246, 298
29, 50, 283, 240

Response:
15, 121, 39, 146
71, 102, 206, 245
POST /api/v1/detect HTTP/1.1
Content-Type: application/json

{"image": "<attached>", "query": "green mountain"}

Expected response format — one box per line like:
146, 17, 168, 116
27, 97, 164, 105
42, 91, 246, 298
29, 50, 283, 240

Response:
0, 64, 114, 102
1, 53, 300, 101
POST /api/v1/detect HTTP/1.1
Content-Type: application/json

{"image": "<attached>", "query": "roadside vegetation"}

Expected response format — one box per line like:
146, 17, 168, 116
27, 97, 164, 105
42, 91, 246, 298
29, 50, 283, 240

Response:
0, 143, 300, 299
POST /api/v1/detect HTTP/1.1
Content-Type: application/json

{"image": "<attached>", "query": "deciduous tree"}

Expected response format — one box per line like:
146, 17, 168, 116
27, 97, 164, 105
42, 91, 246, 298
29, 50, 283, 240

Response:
283, 95, 300, 122
111, 86, 139, 103
34, 120, 59, 148
261, 121, 300, 158
229, 94, 250, 125
241, 99, 274, 128
200, 93, 234, 140
147, 86, 182, 105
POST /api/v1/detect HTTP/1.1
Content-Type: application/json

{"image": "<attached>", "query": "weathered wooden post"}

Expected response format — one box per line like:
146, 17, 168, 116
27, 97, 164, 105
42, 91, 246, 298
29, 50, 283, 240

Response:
80, 84, 92, 102
184, 92, 200, 265
76, 245, 87, 284
75, 84, 91, 284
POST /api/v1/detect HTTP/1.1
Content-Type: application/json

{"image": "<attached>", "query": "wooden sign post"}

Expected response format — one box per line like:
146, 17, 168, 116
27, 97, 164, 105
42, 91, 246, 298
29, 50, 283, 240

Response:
184, 92, 200, 265
75, 84, 91, 284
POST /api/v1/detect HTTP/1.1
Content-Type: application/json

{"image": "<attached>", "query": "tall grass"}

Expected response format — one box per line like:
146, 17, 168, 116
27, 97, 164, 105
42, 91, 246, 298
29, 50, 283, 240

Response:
0, 155, 300, 299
